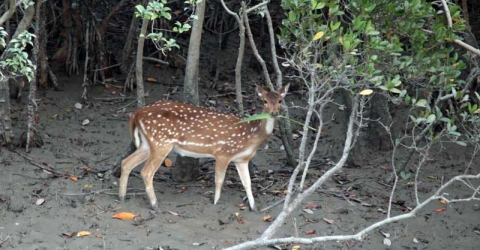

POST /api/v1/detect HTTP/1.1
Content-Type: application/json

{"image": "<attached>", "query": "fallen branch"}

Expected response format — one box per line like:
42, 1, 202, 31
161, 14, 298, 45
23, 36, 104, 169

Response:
224, 173, 480, 250
11, 150, 64, 177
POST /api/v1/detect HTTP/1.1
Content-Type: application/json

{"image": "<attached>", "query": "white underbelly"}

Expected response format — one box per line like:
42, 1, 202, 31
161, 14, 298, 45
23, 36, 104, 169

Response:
173, 146, 215, 159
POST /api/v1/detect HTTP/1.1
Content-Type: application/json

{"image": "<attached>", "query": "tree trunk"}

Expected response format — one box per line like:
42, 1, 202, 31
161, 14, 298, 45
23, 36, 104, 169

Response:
0, 2, 35, 147
173, 0, 206, 182
24, 0, 44, 152
347, 93, 394, 167
0, 78, 13, 146
38, 2, 49, 88
135, 0, 151, 108
181, 0, 206, 105
121, 1, 141, 74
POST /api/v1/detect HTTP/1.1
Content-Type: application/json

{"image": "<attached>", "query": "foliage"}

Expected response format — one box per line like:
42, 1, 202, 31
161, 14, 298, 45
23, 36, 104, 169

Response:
135, 0, 194, 54
278, 0, 478, 145
0, 31, 36, 82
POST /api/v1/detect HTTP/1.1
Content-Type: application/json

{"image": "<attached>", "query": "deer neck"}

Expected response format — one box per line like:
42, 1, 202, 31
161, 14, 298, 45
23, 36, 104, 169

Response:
246, 117, 276, 140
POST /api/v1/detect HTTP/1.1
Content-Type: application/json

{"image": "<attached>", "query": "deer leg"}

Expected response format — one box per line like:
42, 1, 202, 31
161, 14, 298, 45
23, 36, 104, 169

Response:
119, 148, 149, 202
235, 161, 256, 211
140, 145, 173, 212
213, 157, 230, 205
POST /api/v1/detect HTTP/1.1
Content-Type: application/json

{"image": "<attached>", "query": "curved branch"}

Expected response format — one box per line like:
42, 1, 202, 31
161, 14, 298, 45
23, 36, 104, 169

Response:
0, 0, 16, 26
224, 173, 480, 250
439, 0, 480, 57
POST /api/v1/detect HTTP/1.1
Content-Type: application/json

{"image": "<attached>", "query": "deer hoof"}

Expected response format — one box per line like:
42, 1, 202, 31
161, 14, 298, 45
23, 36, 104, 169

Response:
151, 203, 162, 213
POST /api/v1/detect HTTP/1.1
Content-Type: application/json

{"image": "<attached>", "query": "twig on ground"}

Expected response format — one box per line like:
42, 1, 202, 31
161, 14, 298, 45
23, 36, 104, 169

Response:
60, 188, 145, 197
260, 198, 285, 212
0, 235, 11, 246
11, 150, 64, 177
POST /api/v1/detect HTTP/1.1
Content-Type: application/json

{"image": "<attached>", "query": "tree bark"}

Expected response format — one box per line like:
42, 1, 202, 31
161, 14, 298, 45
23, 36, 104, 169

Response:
121, 0, 141, 74
181, 0, 206, 105
135, 0, 151, 108
38, 2, 48, 88
25, 0, 44, 152
0, 2, 35, 147
173, 0, 207, 182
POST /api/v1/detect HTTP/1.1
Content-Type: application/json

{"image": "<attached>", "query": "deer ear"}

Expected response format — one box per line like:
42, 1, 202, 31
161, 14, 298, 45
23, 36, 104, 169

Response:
279, 83, 290, 98
256, 84, 266, 97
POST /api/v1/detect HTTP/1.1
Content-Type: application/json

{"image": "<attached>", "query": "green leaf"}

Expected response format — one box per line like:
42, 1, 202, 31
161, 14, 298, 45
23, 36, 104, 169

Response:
389, 88, 402, 94
311, 0, 325, 9
288, 11, 296, 22
364, 3, 377, 12
455, 141, 467, 146
330, 21, 341, 31
415, 99, 428, 108
238, 113, 272, 123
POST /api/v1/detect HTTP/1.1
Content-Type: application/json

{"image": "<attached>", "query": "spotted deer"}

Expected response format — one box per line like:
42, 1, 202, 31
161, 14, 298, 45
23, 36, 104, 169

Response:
119, 84, 290, 211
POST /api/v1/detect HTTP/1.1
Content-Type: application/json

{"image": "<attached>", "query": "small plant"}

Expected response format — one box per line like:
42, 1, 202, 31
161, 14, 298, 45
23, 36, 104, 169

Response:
0, 30, 36, 82
135, 0, 195, 54
400, 171, 412, 181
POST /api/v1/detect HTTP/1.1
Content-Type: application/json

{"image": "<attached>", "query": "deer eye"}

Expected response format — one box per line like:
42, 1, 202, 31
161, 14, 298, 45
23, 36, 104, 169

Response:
263, 100, 268, 104
278, 100, 282, 104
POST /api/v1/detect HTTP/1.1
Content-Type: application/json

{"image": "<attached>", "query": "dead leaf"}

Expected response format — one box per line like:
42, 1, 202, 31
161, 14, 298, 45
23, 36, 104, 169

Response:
434, 207, 447, 213
236, 218, 245, 224
235, 212, 240, 217
302, 208, 314, 214
439, 199, 447, 204
77, 231, 91, 237
306, 202, 319, 209
172, 189, 186, 194
43, 170, 53, 176
291, 245, 301, 250
147, 77, 158, 83
70, 176, 78, 182
164, 158, 173, 167
112, 212, 137, 220
305, 218, 317, 223
322, 218, 334, 224
79, 166, 92, 171
305, 229, 316, 235
383, 238, 392, 246
61, 232, 75, 238
83, 184, 93, 189
235, 203, 246, 208
35, 198, 45, 206
96, 234, 103, 238
168, 211, 181, 216
154, 64, 162, 68
263, 215, 272, 222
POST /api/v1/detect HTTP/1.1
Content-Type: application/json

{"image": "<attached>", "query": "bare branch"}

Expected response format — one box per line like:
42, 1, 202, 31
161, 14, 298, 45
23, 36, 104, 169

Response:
0, 0, 16, 26
246, 1, 269, 14
260, 96, 360, 240
224, 173, 480, 250
219, 0, 245, 114
242, 2, 272, 89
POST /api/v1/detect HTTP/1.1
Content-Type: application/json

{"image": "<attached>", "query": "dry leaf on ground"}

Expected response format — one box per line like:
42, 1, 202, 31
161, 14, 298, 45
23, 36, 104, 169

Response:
112, 212, 137, 220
